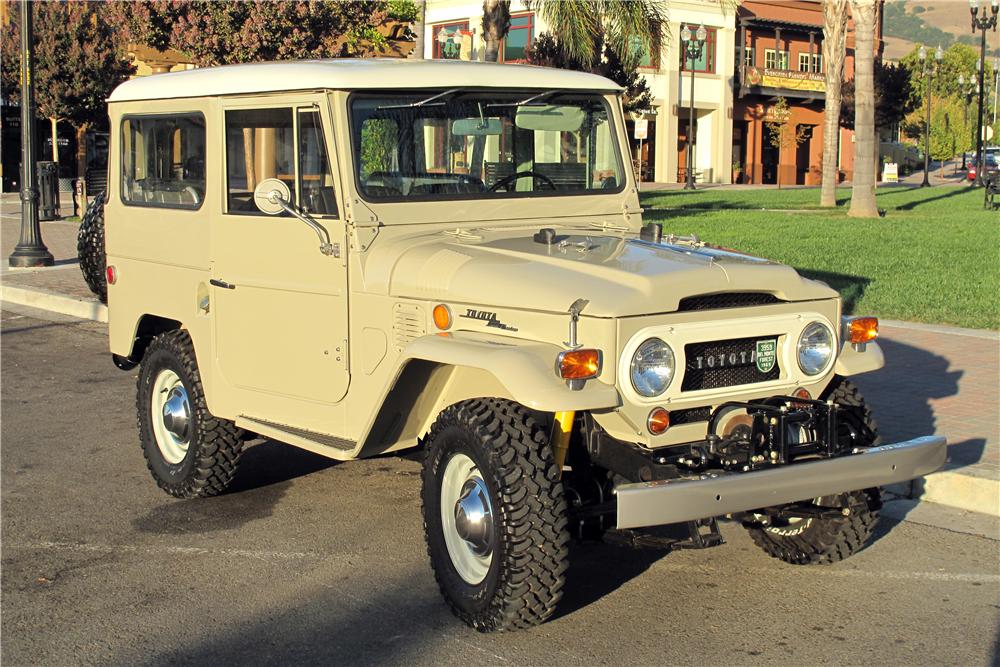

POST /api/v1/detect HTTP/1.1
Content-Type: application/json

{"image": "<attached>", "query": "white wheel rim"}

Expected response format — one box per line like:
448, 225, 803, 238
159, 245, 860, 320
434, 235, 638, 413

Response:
440, 453, 493, 585
151, 368, 191, 465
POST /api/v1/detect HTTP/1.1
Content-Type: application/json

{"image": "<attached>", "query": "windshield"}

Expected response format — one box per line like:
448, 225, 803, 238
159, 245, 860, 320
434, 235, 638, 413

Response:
350, 90, 624, 201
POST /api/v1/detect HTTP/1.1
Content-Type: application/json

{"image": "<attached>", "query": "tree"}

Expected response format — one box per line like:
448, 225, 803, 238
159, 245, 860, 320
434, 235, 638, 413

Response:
481, 0, 667, 67
848, 0, 879, 219
902, 95, 972, 173
820, 0, 849, 208
840, 61, 915, 131
481, 0, 511, 62
900, 43, 981, 105
764, 97, 808, 189
109, 1, 411, 67
1, 1, 134, 186
408, 0, 426, 59
526, 32, 652, 113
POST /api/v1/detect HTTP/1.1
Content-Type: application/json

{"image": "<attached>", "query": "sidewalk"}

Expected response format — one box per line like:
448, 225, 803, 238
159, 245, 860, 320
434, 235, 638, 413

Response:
2, 203, 998, 516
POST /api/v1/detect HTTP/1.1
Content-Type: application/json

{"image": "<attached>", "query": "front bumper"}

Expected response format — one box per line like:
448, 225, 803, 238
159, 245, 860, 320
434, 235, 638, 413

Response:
614, 435, 946, 529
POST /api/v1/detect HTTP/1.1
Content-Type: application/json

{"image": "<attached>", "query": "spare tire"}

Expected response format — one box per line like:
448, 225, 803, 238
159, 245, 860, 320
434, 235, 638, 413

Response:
77, 191, 107, 304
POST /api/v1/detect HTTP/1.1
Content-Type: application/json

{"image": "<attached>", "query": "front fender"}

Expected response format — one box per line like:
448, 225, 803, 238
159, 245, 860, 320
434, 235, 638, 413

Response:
402, 331, 621, 412
833, 339, 885, 376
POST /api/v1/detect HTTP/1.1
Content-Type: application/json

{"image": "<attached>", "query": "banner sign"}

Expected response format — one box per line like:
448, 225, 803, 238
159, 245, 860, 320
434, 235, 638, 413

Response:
746, 66, 825, 93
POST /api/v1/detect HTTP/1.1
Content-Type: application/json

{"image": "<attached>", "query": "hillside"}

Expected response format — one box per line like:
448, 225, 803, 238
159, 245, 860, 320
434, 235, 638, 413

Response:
883, 0, 1000, 62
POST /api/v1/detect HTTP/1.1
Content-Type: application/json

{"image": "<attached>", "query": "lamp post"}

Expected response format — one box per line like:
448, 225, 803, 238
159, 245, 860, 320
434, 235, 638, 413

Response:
969, 0, 999, 187
958, 73, 977, 171
681, 23, 706, 190
919, 45, 943, 188
9, 0, 54, 268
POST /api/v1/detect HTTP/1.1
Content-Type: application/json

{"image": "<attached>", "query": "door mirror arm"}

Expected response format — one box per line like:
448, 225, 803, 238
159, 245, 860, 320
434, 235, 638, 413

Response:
252, 178, 339, 257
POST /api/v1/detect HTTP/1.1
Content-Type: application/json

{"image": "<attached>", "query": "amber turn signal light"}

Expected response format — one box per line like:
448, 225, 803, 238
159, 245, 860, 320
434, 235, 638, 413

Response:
847, 317, 878, 344
557, 349, 602, 380
647, 407, 670, 435
432, 304, 451, 330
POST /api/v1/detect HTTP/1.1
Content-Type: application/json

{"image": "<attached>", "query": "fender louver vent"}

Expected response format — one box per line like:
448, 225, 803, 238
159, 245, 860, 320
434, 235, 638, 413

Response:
678, 293, 783, 312
393, 303, 426, 350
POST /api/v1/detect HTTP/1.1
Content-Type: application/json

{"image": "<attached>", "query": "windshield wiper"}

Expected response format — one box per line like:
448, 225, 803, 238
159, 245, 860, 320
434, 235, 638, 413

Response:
376, 88, 463, 111
486, 89, 563, 108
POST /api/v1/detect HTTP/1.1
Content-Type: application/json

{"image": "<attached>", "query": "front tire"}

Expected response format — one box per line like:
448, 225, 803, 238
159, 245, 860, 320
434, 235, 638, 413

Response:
137, 330, 244, 498
421, 399, 569, 632
746, 377, 882, 565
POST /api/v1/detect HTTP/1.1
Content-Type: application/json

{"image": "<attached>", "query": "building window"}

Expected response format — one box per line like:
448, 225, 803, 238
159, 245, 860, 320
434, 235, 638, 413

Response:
502, 13, 534, 63
798, 53, 822, 73
764, 49, 790, 70
630, 29, 660, 69
680, 25, 718, 73
743, 47, 755, 68
432, 21, 470, 59
121, 113, 206, 210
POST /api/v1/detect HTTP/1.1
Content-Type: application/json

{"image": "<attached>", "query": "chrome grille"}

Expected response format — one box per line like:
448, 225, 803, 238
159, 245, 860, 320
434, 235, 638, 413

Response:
681, 335, 781, 391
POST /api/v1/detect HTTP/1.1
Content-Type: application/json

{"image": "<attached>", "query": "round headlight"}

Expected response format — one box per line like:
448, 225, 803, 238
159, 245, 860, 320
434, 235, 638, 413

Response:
630, 338, 675, 397
797, 322, 834, 375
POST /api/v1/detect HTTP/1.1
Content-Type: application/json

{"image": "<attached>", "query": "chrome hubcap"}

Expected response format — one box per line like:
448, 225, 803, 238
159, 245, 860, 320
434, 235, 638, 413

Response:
151, 369, 191, 465
440, 453, 494, 584
454, 477, 494, 557
161, 386, 191, 442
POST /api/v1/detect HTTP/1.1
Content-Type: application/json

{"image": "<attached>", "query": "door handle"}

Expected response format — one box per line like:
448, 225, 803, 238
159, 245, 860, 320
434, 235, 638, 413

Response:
210, 278, 236, 290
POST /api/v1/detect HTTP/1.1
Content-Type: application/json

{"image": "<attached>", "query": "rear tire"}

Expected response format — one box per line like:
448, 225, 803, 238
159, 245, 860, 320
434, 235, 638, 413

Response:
746, 377, 882, 564
137, 330, 244, 498
421, 399, 569, 632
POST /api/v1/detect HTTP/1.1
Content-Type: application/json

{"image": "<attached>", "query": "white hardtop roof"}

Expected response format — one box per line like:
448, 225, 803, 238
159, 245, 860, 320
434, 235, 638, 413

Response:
108, 58, 623, 102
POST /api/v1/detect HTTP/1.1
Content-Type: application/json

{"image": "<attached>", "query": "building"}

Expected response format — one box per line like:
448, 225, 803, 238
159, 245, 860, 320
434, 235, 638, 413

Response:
734, 0, 882, 185
422, 0, 737, 184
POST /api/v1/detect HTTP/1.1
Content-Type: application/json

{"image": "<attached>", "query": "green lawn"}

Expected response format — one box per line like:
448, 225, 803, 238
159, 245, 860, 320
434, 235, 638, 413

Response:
639, 186, 1000, 330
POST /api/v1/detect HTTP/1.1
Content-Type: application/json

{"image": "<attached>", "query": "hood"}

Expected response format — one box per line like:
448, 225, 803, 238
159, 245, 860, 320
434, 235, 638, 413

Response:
365, 228, 837, 317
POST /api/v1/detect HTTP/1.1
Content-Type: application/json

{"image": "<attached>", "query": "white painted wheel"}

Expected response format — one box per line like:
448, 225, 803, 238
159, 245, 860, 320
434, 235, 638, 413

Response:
150, 368, 191, 465
439, 453, 494, 585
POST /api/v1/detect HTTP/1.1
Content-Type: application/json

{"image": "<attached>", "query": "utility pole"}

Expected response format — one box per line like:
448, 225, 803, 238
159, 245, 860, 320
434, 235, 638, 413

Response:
9, 0, 54, 268
918, 45, 942, 188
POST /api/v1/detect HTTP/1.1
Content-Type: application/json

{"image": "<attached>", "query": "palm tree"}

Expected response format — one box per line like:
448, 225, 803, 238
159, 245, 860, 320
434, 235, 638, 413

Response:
409, 1, 426, 59
482, 0, 511, 62
820, 0, 849, 207
481, 0, 668, 66
848, 0, 879, 218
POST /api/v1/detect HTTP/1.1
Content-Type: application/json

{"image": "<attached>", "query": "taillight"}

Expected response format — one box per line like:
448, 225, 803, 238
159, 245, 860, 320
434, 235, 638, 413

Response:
106, 265, 117, 285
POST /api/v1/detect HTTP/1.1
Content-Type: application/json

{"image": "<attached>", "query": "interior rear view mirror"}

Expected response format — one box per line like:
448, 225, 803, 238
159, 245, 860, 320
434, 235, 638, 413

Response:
451, 118, 502, 136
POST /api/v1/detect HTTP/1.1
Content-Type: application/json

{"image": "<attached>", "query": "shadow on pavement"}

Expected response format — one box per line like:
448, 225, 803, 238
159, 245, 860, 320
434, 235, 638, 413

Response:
132, 439, 337, 535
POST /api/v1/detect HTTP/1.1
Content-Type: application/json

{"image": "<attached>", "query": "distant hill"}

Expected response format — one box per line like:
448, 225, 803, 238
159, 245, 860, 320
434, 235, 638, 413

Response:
883, 0, 1000, 61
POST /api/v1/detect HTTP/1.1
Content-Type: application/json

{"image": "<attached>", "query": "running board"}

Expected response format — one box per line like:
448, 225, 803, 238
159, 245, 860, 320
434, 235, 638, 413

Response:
237, 416, 357, 460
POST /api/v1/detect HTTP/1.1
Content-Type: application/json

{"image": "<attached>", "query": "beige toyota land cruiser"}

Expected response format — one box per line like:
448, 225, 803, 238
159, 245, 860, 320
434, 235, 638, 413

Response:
102, 59, 945, 632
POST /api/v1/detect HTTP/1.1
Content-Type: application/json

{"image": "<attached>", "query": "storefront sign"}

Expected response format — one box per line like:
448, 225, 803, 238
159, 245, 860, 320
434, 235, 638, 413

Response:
746, 66, 825, 93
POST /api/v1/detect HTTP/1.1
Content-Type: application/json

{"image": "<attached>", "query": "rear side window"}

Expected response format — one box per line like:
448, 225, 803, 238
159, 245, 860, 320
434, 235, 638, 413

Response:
121, 114, 206, 210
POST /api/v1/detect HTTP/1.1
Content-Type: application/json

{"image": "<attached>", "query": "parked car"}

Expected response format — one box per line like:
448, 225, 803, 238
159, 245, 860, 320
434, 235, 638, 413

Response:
968, 149, 1000, 181
100, 60, 946, 632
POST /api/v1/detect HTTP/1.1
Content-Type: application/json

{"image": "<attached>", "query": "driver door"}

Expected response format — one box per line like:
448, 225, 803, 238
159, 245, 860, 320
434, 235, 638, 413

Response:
210, 98, 349, 433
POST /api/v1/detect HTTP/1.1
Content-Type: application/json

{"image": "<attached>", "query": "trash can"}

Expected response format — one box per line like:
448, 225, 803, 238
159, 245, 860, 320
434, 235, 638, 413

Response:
36, 161, 59, 221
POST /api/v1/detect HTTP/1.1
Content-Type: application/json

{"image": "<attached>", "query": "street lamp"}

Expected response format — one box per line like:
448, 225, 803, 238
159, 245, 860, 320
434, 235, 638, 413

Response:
969, 0, 999, 187
918, 44, 944, 188
9, 0, 54, 268
681, 23, 707, 190
957, 73, 977, 171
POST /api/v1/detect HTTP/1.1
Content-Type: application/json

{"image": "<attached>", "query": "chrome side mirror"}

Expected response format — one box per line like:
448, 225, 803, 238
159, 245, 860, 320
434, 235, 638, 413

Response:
252, 178, 338, 257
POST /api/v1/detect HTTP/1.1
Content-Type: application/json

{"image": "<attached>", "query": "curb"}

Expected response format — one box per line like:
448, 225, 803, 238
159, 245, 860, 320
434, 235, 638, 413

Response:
1, 284, 107, 323
887, 467, 999, 517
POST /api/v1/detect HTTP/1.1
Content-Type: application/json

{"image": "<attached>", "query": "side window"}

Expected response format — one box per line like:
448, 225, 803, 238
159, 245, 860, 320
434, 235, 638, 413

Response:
297, 109, 338, 216
121, 114, 205, 209
225, 108, 295, 214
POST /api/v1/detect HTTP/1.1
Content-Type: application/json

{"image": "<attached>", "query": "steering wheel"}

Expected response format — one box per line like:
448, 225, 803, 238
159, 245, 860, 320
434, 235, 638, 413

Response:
489, 170, 557, 192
